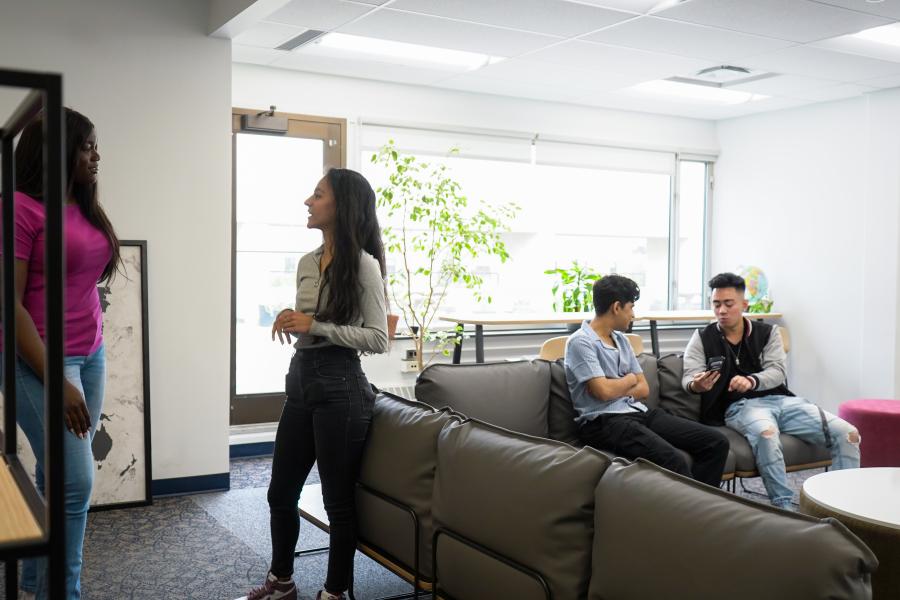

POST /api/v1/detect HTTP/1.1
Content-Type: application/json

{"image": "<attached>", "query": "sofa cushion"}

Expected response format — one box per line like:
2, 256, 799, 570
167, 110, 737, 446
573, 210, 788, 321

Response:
547, 359, 581, 446
433, 419, 609, 600
718, 426, 757, 473
357, 393, 455, 578
719, 426, 831, 475
783, 433, 832, 469
589, 459, 877, 600
416, 360, 550, 438
657, 353, 701, 421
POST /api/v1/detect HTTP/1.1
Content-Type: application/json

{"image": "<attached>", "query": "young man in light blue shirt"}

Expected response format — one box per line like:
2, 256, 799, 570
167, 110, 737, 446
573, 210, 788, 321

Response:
565, 275, 729, 487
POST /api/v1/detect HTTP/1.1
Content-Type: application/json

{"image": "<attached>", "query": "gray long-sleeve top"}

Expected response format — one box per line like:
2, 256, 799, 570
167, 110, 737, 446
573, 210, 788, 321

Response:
681, 321, 788, 393
292, 246, 388, 354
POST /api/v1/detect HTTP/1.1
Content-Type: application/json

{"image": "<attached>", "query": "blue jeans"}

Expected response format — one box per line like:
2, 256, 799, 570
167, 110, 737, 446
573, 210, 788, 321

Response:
724, 395, 860, 508
7, 345, 106, 599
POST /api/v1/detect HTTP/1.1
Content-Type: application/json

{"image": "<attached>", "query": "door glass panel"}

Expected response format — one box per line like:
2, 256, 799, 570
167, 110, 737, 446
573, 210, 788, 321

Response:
235, 133, 324, 394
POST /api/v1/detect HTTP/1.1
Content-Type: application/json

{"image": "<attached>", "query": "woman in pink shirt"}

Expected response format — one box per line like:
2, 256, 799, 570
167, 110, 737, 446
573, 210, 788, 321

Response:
6, 108, 120, 600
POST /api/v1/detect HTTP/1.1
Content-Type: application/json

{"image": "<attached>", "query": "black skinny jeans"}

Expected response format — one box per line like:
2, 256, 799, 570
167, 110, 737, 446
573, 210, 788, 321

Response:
579, 408, 729, 487
268, 345, 375, 592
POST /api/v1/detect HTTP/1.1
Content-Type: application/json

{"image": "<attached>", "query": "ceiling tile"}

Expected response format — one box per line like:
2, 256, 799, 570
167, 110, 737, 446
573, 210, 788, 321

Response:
459, 58, 641, 94
435, 76, 585, 104
655, 0, 891, 43
347, 0, 391, 4
810, 0, 900, 20
583, 15, 795, 61
267, 0, 374, 31
705, 96, 818, 120
728, 74, 842, 95
232, 44, 288, 65
271, 52, 455, 85
387, 0, 634, 37
856, 72, 900, 89
339, 8, 561, 56
525, 39, 715, 80
233, 22, 306, 48
786, 82, 879, 101
741, 44, 900, 81
584, 91, 815, 119
573, 91, 720, 118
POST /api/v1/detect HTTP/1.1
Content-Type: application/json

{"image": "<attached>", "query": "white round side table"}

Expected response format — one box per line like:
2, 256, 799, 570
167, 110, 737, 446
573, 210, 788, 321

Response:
800, 468, 900, 598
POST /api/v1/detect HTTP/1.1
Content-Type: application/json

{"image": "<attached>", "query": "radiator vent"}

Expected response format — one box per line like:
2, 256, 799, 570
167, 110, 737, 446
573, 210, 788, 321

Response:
379, 384, 416, 400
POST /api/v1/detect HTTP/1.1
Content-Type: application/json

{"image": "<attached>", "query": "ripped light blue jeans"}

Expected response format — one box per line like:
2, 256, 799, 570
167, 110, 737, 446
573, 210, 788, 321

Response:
724, 395, 860, 509
6, 345, 106, 600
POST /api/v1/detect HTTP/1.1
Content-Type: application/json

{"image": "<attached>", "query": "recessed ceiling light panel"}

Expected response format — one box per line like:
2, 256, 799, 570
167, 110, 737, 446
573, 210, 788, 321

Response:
852, 22, 900, 47
309, 33, 506, 71
627, 79, 770, 105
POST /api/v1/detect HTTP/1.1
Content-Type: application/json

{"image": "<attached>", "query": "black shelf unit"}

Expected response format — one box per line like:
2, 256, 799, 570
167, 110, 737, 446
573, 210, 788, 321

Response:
0, 68, 67, 599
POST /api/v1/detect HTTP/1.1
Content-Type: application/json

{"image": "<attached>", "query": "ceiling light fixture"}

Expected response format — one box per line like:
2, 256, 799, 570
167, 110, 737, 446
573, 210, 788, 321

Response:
313, 33, 506, 70
851, 22, 900, 46
628, 80, 770, 104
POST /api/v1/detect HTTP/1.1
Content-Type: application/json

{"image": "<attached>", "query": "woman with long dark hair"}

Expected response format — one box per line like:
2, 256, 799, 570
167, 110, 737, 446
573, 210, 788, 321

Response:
5, 108, 120, 599
243, 168, 388, 600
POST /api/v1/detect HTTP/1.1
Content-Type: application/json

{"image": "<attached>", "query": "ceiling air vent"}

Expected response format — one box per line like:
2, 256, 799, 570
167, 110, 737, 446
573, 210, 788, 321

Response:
276, 29, 325, 51
670, 65, 775, 88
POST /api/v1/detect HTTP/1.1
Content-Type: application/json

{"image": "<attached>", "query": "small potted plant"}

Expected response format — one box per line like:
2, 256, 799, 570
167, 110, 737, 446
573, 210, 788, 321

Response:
544, 262, 601, 331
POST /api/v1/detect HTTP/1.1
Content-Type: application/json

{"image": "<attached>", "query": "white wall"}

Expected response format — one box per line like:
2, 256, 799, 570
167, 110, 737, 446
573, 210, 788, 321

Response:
0, 0, 232, 481
232, 63, 719, 386
715, 91, 900, 413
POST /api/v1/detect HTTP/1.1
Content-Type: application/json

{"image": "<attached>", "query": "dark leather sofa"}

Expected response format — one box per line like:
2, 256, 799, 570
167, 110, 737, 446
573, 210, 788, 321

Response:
348, 357, 877, 600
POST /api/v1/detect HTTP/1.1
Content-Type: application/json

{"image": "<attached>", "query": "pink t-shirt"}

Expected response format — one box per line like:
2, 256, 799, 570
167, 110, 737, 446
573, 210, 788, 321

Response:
2, 192, 111, 356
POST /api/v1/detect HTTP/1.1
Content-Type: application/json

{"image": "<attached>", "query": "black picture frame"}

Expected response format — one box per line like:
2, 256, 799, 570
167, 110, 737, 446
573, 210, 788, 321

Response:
89, 239, 152, 510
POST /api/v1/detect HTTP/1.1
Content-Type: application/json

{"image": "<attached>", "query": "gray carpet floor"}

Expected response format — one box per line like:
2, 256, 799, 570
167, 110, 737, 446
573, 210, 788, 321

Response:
1, 457, 823, 599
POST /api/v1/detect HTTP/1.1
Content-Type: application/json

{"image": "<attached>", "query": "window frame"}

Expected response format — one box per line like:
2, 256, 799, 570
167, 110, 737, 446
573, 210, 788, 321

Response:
671, 156, 716, 310
230, 108, 347, 426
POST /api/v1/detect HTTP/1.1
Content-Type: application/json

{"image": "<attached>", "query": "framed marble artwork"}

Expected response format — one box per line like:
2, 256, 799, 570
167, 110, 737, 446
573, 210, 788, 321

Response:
90, 239, 152, 509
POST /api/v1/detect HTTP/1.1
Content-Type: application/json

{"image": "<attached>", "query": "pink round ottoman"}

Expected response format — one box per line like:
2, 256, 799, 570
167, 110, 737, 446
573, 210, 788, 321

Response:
838, 399, 900, 468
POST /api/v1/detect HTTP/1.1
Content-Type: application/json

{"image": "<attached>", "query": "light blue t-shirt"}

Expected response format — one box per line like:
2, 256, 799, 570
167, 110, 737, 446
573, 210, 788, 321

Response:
564, 320, 647, 425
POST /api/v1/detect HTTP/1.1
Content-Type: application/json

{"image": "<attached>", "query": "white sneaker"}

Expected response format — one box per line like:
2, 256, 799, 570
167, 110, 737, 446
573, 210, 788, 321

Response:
19, 592, 36, 600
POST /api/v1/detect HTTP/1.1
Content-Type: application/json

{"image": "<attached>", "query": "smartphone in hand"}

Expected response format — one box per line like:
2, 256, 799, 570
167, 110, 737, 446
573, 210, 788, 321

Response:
706, 355, 726, 372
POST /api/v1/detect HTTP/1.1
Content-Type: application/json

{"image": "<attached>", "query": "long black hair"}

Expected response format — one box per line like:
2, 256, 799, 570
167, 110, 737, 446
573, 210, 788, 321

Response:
15, 108, 121, 283
317, 168, 386, 325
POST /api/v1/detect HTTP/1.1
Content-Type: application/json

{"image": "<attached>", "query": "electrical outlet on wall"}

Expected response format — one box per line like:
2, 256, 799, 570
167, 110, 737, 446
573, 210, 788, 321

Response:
400, 360, 420, 373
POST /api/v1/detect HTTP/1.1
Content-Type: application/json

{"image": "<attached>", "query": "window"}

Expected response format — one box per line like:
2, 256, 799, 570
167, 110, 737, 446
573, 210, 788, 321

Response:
231, 109, 345, 425
675, 160, 712, 309
361, 124, 712, 319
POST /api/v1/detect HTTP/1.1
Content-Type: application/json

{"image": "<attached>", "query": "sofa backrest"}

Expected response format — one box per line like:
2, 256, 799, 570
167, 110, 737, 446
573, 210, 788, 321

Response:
416, 360, 551, 438
656, 352, 701, 421
547, 358, 581, 445
637, 353, 660, 409
356, 393, 456, 579
432, 418, 610, 600
546, 354, 660, 443
588, 459, 878, 600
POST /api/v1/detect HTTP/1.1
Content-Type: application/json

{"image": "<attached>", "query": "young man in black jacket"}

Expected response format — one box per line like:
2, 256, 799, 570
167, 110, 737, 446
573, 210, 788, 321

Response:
682, 273, 860, 509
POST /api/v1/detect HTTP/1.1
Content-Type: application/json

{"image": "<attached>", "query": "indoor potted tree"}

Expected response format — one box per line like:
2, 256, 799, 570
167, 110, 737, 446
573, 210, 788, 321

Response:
372, 141, 519, 371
